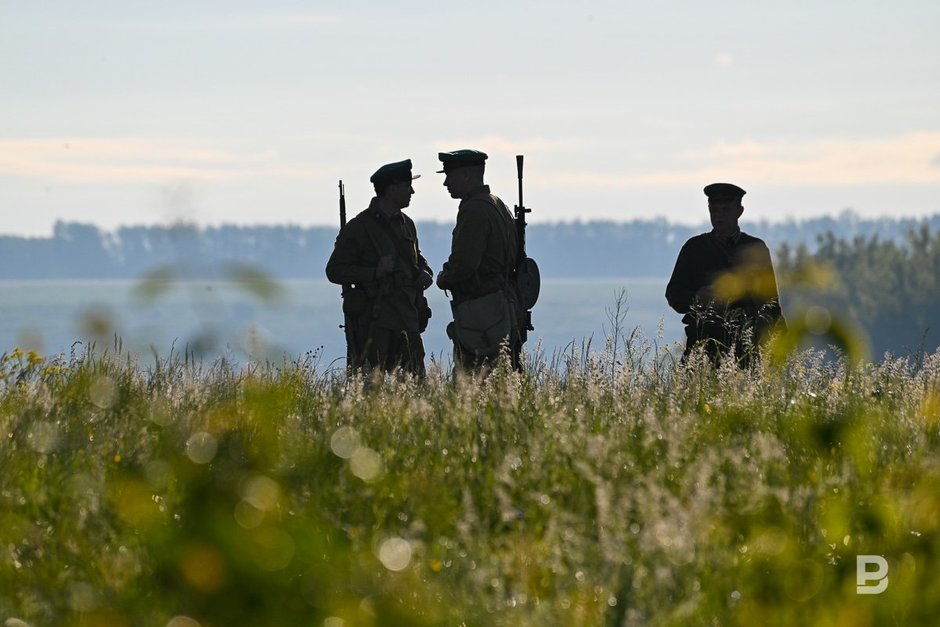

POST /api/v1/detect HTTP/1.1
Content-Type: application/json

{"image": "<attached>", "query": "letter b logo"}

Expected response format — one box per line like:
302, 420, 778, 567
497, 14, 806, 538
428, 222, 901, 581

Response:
856, 555, 889, 595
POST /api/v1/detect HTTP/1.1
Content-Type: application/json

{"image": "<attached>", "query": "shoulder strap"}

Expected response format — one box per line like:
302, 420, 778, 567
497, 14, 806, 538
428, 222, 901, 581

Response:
364, 211, 420, 278
484, 194, 516, 282
359, 213, 392, 257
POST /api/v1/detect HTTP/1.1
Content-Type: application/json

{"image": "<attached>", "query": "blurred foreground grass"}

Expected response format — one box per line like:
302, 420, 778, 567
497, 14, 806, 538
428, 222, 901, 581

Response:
1, 343, 939, 626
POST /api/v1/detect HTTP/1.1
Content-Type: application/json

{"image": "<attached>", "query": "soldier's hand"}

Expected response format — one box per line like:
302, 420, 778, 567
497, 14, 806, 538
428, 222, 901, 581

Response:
375, 254, 395, 278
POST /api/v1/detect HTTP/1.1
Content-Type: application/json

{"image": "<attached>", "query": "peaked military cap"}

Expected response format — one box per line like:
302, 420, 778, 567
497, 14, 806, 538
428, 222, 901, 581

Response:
370, 159, 420, 187
704, 182, 746, 202
436, 149, 488, 173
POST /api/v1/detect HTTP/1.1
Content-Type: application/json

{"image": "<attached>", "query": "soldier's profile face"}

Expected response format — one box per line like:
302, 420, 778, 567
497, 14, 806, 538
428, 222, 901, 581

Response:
386, 180, 414, 209
443, 169, 467, 199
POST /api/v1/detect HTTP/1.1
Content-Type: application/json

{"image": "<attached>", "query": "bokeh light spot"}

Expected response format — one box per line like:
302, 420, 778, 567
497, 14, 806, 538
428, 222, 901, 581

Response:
180, 544, 229, 593
377, 537, 412, 572
330, 426, 361, 459
27, 421, 60, 453
234, 499, 265, 529
89, 376, 118, 409
350, 447, 383, 482
242, 475, 280, 511
250, 528, 296, 571
186, 432, 218, 464
804, 306, 832, 335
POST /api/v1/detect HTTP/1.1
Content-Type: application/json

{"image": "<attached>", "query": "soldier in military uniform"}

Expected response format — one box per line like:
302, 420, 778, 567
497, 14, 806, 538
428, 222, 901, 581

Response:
326, 159, 433, 377
435, 149, 521, 371
666, 183, 786, 364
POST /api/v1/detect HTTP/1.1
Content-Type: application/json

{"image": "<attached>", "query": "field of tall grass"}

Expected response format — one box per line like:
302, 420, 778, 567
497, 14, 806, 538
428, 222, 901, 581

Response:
2, 332, 939, 626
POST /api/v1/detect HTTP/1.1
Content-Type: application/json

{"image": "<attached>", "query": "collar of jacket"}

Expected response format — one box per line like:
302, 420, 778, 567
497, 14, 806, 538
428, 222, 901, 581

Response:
368, 197, 403, 222
710, 228, 742, 247
464, 185, 491, 199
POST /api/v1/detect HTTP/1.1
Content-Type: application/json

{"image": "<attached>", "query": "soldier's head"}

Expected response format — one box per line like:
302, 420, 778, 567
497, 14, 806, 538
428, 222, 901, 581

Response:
437, 149, 487, 200
371, 160, 420, 209
704, 182, 745, 235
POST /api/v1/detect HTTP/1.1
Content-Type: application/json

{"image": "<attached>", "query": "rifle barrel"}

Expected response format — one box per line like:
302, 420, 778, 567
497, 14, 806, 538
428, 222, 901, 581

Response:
516, 155, 524, 208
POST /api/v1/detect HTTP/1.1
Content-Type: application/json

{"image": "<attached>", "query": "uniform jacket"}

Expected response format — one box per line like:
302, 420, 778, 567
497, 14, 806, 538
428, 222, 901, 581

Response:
326, 198, 433, 332
437, 185, 517, 304
666, 230, 785, 342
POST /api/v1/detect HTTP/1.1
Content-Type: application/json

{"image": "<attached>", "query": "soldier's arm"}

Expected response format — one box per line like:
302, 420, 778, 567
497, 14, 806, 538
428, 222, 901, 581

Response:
414, 229, 434, 290
665, 242, 699, 314
759, 243, 782, 302
437, 203, 488, 290
755, 242, 786, 328
325, 223, 379, 285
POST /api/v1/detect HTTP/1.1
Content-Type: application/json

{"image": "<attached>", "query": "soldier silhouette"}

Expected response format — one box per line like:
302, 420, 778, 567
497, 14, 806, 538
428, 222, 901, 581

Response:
435, 149, 522, 372
326, 159, 433, 377
666, 183, 786, 365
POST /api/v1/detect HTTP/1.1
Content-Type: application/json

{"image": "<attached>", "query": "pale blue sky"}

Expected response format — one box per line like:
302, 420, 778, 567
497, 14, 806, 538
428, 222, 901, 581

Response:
2, 0, 939, 235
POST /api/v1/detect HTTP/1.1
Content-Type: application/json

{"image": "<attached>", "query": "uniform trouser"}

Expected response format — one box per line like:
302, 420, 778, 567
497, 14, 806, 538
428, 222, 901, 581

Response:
683, 321, 756, 367
452, 336, 522, 373
354, 324, 426, 377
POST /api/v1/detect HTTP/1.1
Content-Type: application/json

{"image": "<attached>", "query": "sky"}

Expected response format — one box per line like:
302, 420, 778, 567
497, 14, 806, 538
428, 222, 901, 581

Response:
2, 0, 939, 237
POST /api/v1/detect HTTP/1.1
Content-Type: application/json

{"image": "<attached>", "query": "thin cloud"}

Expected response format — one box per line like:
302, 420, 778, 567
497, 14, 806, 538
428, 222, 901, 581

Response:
685, 139, 772, 159
0, 138, 313, 183
538, 132, 940, 189
6, 133, 938, 189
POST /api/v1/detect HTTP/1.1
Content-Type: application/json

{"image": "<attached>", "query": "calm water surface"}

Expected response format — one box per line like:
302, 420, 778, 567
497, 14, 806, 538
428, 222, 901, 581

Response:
0, 279, 684, 366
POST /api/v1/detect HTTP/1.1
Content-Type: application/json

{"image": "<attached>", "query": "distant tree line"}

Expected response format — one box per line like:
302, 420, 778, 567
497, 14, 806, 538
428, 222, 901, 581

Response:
2, 212, 938, 280
776, 226, 940, 357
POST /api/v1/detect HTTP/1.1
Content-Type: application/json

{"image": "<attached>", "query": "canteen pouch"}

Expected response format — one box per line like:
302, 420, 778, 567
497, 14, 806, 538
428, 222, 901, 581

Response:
342, 286, 372, 318
516, 256, 541, 310
450, 290, 513, 358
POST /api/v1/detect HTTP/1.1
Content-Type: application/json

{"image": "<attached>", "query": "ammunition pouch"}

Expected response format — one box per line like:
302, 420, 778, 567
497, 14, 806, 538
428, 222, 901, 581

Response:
417, 294, 432, 333
450, 289, 514, 358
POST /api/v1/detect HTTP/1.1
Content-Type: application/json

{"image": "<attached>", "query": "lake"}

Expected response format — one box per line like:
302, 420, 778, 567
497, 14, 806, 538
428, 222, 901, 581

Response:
0, 279, 684, 367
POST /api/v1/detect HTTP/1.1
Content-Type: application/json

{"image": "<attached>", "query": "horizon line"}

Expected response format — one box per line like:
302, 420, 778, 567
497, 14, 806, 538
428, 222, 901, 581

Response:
3, 209, 940, 239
